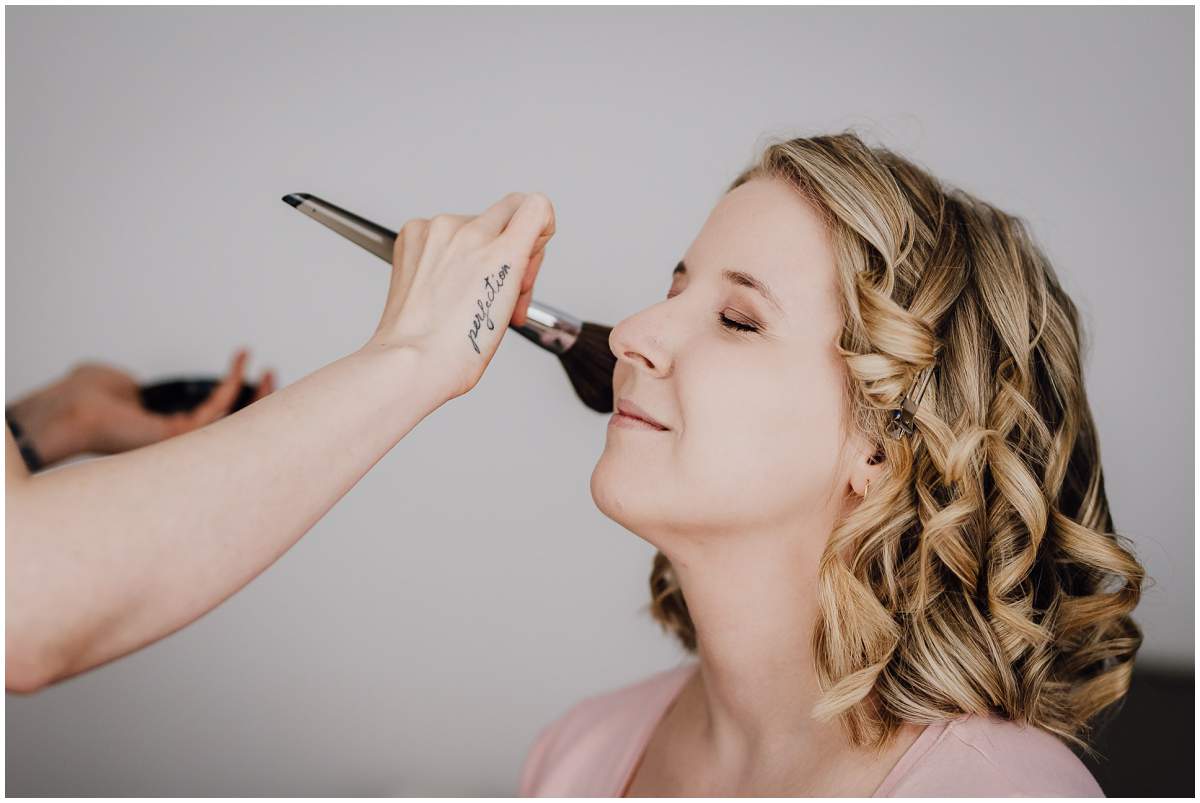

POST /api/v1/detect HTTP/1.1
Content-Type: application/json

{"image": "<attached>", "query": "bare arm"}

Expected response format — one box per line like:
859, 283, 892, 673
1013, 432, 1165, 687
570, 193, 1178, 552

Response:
5, 190, 555, 693
5, 344, 437, 691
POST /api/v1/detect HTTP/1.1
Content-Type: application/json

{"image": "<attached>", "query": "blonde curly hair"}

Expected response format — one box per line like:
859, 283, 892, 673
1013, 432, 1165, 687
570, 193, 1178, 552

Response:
648, 130, 1144, 756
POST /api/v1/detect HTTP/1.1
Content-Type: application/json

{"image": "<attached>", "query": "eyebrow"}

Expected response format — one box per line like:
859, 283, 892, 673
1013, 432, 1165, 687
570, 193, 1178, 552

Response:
673, 260, 785, 314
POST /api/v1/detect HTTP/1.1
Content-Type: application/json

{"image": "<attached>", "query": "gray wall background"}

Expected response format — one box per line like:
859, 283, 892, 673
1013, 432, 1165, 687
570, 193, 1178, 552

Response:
5, 6, 1192, 796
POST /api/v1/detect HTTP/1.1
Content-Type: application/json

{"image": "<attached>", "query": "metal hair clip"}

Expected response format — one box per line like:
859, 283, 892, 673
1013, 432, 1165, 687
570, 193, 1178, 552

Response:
886, 364, 934, 439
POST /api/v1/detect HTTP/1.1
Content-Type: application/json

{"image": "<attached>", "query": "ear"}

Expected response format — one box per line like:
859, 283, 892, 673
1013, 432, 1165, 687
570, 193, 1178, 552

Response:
848, 435, 886, 498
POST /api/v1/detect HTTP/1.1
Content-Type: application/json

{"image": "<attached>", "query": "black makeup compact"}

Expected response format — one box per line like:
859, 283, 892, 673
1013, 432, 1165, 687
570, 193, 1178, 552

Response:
139, 378, 260, 414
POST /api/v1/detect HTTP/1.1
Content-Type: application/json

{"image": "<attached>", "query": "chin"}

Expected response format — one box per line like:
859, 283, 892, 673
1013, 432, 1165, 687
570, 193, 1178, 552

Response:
591, 440, 694, 547
589, 449, 645, 529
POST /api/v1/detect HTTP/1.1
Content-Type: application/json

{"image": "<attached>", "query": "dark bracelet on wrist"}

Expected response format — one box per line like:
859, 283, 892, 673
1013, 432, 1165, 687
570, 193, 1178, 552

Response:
5, 407, 44, 473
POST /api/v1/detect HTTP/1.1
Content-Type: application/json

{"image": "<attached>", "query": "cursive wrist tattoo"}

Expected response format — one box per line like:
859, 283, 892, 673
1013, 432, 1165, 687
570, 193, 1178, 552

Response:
467, 263, 512, 355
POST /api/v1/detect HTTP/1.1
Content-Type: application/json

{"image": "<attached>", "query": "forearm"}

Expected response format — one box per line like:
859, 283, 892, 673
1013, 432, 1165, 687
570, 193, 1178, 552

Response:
6, 343, 442, 690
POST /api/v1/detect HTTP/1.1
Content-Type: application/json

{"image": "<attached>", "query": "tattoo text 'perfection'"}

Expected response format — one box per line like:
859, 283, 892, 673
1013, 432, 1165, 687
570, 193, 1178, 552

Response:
467, 264, 512, 354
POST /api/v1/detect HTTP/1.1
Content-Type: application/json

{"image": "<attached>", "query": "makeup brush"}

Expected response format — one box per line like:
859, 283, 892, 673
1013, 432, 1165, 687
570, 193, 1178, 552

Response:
281, 192, 617, 413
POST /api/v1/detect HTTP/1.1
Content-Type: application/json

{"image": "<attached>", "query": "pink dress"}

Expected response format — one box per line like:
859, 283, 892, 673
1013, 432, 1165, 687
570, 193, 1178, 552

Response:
519, 662, 1105, 797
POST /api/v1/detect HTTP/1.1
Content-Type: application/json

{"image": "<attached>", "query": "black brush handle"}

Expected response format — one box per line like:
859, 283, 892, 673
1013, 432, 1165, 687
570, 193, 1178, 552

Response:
139, 378, 259, 414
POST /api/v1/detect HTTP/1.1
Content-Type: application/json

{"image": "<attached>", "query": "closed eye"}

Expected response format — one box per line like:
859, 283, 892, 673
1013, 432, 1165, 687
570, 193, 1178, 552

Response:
667, 288, 761, 335
718, 313, 758, 333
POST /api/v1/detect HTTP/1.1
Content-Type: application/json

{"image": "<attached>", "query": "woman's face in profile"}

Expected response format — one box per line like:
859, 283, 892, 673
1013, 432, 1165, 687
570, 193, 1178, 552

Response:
590, 177, 856, 547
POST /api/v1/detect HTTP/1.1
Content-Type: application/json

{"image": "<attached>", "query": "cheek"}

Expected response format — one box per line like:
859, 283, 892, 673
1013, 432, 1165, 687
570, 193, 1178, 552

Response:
591, 346, 849, 527
676, 359, 846, 505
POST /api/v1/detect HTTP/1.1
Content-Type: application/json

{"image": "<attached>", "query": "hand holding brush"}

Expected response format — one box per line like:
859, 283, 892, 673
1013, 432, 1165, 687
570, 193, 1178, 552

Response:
364, 192, 557, 401
283, 192, 618, 413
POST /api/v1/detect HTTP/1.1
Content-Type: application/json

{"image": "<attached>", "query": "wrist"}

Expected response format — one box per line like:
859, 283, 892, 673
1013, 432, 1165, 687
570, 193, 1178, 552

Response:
6, 383, 92, 467
5, 406, 44, 471
353, 340, 454, 419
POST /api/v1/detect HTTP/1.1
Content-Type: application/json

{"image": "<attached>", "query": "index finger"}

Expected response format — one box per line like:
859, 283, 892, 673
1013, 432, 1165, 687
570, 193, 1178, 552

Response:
465, 192, 528, 239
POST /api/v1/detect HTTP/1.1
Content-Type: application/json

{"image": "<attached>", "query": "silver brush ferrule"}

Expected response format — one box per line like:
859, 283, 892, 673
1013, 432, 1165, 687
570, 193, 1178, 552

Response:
512, 301, 582, 355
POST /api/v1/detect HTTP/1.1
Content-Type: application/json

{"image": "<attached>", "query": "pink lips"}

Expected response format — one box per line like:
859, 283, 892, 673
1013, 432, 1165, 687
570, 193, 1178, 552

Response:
612, 399, 669, 431
609, 412, 666, 431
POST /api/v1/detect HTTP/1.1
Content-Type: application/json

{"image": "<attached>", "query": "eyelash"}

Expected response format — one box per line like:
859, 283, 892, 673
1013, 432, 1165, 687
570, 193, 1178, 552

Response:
666, 290, 759, 334
718, 313, 758, 333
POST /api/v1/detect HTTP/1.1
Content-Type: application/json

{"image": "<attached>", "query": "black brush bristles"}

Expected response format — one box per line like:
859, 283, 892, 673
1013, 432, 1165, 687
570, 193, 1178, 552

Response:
558, 321, 616, 413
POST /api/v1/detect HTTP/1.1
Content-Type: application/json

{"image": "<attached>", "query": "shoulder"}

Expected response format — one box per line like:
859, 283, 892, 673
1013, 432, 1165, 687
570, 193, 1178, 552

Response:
880, 714, 1104, 797
518, 663, 696, 797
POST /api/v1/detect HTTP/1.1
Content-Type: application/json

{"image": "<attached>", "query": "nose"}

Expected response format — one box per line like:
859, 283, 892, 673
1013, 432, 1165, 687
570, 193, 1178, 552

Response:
608, 302, 673, 378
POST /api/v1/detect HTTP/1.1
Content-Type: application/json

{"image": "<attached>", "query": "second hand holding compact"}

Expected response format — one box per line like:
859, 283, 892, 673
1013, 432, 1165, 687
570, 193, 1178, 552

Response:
282, 193, 616, 414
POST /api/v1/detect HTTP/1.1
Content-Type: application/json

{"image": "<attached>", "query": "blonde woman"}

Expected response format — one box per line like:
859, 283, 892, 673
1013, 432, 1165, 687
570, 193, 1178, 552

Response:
519, 133, 1142, 797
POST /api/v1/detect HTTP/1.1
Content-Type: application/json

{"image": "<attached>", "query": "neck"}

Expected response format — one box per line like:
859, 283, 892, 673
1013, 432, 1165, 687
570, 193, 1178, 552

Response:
666, 526, 846, 755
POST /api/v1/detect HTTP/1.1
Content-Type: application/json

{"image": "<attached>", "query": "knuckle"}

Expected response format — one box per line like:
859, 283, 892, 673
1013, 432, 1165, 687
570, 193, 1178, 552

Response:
400, 218, 427, 242
396, 219, 420, 253
400, 218, 425, 237
429, 214, 456, 232
427, 216, 459, 244
524, 192, 551, 215
457, 219, 488, 245
528, 194, 555, 231
395, 219, 427, 259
